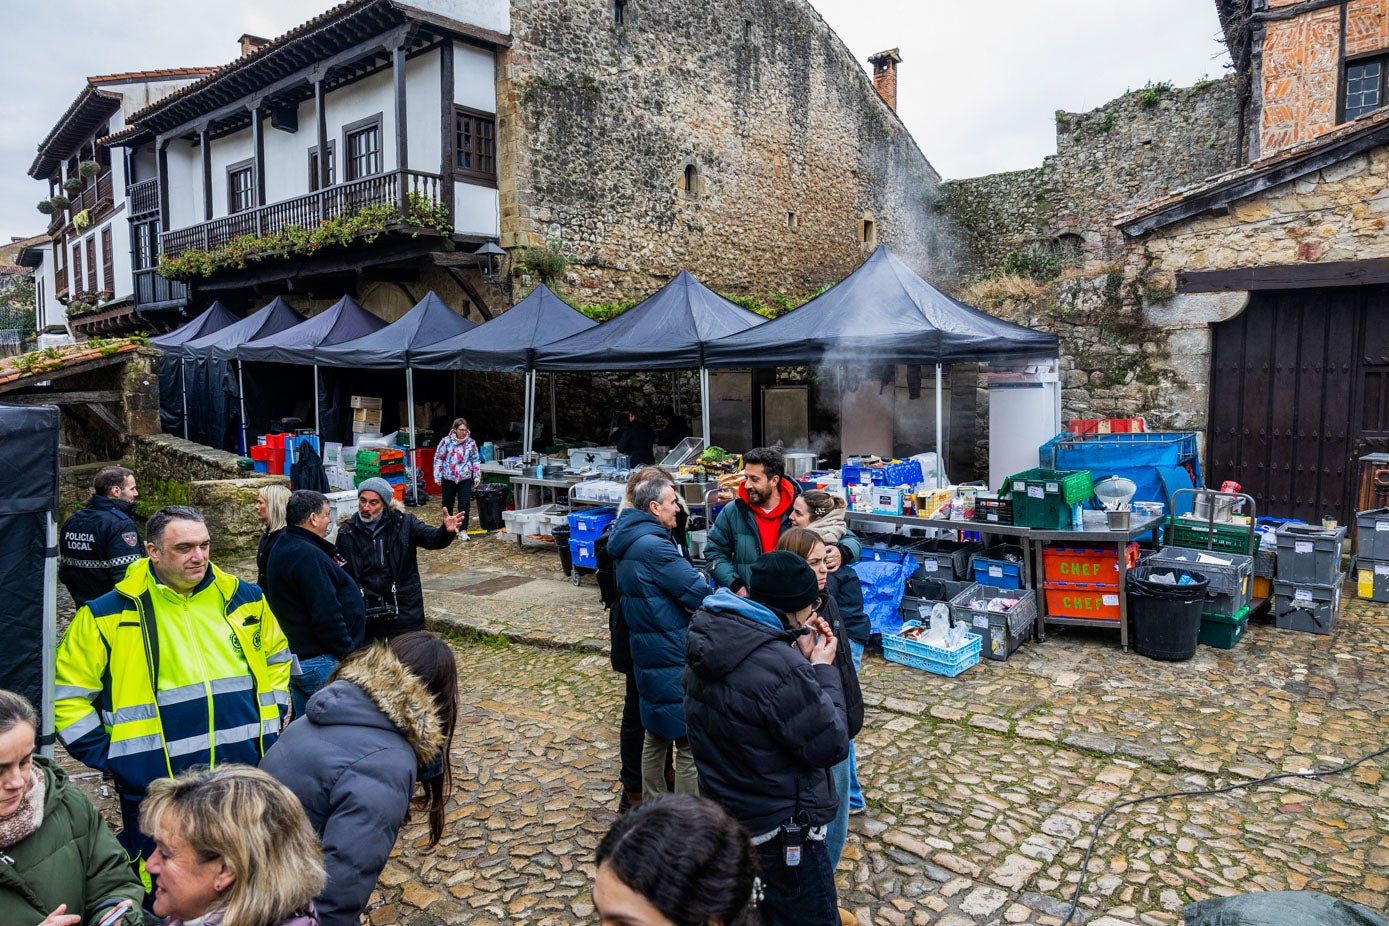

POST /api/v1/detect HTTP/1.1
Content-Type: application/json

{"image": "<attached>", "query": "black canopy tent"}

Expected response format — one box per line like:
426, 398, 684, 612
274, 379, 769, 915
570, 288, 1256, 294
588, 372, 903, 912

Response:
314, 291, 479, 485
413, 284, 596, 454
702, 246, 1061, 455
534, 271, 767, 447
181, 297, 307, 451
237, 295, 388, 450
0, 405, 60, 755
149, 301, 239, 439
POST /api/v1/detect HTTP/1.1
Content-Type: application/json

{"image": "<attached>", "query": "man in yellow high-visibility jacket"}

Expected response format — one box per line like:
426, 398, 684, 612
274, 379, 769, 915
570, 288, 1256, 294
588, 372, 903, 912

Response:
54, 504, 292, 893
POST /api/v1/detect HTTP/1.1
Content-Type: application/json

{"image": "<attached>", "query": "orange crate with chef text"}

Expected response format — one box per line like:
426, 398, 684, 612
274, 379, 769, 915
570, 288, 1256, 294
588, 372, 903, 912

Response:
1041, 544, 1139, 588
1042, 582, 1123, 620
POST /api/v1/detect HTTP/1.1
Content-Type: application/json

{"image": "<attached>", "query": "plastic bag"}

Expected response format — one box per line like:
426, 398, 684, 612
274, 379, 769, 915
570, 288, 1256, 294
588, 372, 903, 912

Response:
851, 555, 918, 635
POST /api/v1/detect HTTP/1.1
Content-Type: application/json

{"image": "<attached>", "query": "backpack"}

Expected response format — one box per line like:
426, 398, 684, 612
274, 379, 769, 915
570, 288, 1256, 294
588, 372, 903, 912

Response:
594, 526, 633, 674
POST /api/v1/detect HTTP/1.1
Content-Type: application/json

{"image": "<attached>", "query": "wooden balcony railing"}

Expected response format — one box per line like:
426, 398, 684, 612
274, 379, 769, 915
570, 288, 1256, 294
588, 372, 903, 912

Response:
55, 263, 68, 300
66, 170, 114, 227
161, 170, 445, 258
134, 268, 187, 308
127, 178, 160, 218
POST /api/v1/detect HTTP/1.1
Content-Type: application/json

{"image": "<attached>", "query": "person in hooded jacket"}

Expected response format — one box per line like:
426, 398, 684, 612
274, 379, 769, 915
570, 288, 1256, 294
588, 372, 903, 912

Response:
0, 689, 144, 926
289, 439, 329, 494
260, 632, 456, 926
705, 447, 802, 594
609, 476, 712, 799
335, 478, 461, 640
684, 551, 849, 926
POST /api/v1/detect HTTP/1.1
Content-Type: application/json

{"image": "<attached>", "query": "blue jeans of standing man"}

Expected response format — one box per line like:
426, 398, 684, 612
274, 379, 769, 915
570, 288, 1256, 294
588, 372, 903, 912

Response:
754, 836, 839, 926
291, 653, 340, 718
826, 642, 865, 868
848, 641, 865, 811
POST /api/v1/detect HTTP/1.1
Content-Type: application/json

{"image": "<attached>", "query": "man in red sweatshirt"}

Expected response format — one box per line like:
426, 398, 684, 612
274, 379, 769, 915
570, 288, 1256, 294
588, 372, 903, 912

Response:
705, 447, 802, 594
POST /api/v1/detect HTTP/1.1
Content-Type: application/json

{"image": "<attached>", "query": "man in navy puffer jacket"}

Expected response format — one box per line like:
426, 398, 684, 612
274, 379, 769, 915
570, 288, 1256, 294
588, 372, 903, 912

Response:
609, 475, 711, 798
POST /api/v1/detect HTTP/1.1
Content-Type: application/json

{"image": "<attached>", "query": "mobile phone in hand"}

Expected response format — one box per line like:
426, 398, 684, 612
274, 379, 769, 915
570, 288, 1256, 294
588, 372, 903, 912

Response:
93, 899, 134, 926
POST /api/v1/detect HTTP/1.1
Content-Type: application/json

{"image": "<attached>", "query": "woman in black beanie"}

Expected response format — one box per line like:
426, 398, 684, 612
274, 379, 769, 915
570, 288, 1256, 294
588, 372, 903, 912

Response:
683, 551, 849, 926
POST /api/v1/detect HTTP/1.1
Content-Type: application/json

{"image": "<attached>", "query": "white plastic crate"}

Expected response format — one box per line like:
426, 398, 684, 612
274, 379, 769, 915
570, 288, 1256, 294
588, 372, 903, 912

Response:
502, 504, 569, 537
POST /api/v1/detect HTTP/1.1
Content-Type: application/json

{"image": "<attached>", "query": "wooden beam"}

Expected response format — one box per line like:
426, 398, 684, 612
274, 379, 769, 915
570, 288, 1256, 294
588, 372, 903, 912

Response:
2, 390, 122, 406
0, 352, 138, 394
252, 105, 266, 211
315, 79, 330, 191
154, 25, 411, 142
84, 402, 123, 433
1177, 258, 1389, 293
430, 251, 486, 268
157, 142, 170, 233
445, 266, 494, 321
191, 232, 476, 292
200, 128, 213, 221
439, 40, 455, 218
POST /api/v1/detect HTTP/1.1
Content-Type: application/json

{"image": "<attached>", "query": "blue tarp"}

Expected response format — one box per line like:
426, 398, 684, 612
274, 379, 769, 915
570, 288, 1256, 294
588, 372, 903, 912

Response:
1041, 432, 1203, 509
852, 553, 918, 635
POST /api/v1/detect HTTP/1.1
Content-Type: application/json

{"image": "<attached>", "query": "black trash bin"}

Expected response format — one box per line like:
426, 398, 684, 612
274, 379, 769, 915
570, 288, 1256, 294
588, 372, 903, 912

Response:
1128, 565, 1209, 661
552, 522, 573, 576
474, 484, 508, 532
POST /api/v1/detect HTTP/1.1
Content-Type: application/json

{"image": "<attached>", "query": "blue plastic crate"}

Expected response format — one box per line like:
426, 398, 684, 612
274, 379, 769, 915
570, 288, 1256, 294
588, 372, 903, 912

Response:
881, 621, 982, 677
570, 539, 597, 569
970, 544, 1025, 590
569, 506, 618, 541
841, 459, 924, 488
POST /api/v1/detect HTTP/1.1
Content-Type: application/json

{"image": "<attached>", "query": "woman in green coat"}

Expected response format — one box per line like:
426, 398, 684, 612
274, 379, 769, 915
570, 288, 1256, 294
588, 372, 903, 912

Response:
0, 689, 143, 926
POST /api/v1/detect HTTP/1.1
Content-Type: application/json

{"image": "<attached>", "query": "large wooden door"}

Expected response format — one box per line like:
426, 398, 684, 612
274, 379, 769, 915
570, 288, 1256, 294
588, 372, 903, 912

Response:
1208, 289, 1359, 522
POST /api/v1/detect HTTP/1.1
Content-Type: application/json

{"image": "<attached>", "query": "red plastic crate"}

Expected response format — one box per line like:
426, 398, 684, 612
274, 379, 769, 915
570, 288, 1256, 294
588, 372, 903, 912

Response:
1067, 418, 1147, 435
1043, 582, 1122, 620
1041, 543, 1139, 588
267, 449, 285, 475
414, 448, 440, 495
249, 445, 270, 461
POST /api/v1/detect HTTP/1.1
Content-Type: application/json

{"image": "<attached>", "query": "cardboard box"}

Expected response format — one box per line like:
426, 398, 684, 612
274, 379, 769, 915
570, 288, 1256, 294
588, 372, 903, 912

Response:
870, 486, 904, 515
350, 395, 383, 410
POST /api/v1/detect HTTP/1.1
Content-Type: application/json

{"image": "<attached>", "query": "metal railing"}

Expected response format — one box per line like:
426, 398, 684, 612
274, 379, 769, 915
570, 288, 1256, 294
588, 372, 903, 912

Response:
161, 169, 444, 257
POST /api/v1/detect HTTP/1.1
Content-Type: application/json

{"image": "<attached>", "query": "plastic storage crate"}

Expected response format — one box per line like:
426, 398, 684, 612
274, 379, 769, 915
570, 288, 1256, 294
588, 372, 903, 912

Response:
882, 621, 982, 677
1199, 604, 1252, 649
1042, 583, 1122, 620
970, 544, 1027, 589
841, 459, 924, 488
1357, 508, 1389, 559
502, 504, 569, 537
1141, 546, 1253, 617
569, 539, 598, 569
1272, 580, 1341, 635
905, 575, 972, 602
973, 494, 1013, 525
1004, 468, 1094, 530
568, 506, 618, 541
949, 584, 1037, 661
1041, 544, 1140, 588
914, 539, 982, 580
1355, 556, 1389, 602
1274, 523, 1345, 585
1165, 517, 1256, 555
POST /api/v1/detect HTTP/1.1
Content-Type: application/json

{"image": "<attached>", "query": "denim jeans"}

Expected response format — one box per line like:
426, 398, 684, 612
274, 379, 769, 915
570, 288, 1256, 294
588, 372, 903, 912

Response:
848, 641, 865, 811
754, 836, 840, 926
290, 653, 340, 718
826, 754, 852, 868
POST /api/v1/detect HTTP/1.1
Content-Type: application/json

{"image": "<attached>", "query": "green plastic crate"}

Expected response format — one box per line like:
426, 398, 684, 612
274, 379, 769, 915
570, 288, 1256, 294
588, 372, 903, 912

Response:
1198, 603, 1251, 649
1165, 518, 1255, 555
1004, 468, 1094, 530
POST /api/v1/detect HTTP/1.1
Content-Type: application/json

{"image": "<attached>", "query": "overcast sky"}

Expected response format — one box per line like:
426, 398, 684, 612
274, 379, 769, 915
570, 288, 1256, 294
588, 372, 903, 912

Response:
0, 0, 1231, 238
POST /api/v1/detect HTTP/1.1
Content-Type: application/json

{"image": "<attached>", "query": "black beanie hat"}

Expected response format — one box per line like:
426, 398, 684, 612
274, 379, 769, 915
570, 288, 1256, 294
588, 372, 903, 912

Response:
747, 551, 820, 614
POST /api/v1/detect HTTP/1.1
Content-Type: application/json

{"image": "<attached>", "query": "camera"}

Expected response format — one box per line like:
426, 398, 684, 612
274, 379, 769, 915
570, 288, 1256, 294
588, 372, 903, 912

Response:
362, 588, 399, 620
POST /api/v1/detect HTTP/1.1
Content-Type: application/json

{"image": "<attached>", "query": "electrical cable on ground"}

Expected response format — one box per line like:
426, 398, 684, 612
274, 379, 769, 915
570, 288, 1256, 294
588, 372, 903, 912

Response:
1061, 742, 1389, 926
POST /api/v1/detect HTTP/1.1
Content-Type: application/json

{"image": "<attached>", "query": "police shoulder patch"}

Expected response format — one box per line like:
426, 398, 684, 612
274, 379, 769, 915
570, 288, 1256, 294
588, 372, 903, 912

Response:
121, 531, 139, 547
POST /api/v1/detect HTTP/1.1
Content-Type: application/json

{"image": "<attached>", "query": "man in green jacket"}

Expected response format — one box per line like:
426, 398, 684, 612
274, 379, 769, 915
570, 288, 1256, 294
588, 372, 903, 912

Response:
706, 447, 804, 594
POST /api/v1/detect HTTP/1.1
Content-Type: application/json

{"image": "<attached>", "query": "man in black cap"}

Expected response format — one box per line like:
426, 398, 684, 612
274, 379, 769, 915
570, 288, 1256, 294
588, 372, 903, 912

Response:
683, 550, 848, 926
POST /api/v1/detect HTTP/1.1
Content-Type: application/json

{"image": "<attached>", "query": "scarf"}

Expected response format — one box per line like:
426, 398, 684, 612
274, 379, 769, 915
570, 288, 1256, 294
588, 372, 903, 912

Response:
806, 505, 848, 545
0, 765, 45, 849
169, 905, 226, 926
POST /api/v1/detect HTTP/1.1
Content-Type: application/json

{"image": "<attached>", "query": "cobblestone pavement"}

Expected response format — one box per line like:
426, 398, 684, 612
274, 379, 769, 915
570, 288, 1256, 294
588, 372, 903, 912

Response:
57, 529, 1389, 925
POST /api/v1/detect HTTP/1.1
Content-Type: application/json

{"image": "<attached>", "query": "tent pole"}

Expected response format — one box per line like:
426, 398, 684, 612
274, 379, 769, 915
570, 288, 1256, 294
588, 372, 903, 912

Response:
549, 373, 557, 447
935, 363, 944, 464
180, 356, 190, 441
237, 361, 249, 456
700, 367, 711, 447
406, 366, 417, 501
40, 512, 56, 760
522, 370, 535, 457
313, 364, 321, 438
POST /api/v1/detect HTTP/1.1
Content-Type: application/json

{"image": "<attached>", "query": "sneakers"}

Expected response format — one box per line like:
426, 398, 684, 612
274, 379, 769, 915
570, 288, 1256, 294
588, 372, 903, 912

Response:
849, 804, 866, 815
458, 532, 470, 541
838, 908, 857, 926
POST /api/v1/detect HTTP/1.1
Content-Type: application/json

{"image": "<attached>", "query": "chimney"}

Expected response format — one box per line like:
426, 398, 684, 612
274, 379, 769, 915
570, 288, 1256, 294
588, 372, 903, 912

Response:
868, 48, 902, 112
238, 33, 271, 58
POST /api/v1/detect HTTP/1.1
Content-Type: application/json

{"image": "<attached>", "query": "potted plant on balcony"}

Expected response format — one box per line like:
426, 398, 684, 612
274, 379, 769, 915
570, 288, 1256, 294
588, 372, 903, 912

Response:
36, 200, 55, 216
78, 160, 100, 179
63, 177, 84, 196
49, 195, 70, 211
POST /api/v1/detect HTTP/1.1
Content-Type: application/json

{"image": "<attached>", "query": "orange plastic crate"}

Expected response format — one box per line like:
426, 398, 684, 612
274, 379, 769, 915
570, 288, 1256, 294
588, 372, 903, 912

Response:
1041, 543, 1139, 587
1043, 582, 1122, 620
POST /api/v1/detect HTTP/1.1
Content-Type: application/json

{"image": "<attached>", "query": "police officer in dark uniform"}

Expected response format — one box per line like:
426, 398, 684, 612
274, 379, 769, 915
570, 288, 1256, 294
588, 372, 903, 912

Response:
59, 465, 142, 607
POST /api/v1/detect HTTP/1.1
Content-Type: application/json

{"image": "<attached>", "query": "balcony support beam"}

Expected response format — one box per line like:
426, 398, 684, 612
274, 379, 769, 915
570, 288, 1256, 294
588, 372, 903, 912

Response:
200, 127, 213, 222
315, 79, 330, 191
439, 40, 455, 218
252, 105, 266, 214
393, 41, 409, 215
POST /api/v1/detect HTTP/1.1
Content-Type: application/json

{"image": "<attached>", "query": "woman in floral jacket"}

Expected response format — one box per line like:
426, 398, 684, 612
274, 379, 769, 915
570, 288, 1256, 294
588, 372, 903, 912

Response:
433, 418, 482, 537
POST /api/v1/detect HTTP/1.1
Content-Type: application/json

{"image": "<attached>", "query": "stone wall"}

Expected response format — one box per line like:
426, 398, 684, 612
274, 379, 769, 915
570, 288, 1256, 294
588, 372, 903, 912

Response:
501, 0, 942, 303
938, 77, 1244, 276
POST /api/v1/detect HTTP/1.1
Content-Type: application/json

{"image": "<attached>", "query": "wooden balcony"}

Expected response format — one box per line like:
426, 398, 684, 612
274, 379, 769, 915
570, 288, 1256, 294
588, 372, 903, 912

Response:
65, 170, 114, 230
127, 178, 160, 218
134, 268, 188, 310
161, 169, 444, 257
55, 263, 68, 300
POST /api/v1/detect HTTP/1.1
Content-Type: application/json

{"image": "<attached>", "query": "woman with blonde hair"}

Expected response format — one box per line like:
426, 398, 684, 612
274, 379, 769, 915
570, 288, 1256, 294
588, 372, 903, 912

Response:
254, 484, 291, 587
142, 765, 323, 926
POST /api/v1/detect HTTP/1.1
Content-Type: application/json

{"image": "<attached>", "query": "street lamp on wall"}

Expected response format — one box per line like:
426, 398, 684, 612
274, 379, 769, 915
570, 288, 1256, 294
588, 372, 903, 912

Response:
475, 242, 506, 284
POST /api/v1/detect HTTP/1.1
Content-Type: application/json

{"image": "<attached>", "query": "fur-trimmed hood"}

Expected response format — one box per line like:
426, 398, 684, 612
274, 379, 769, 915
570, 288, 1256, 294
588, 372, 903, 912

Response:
311, 644, 444, 764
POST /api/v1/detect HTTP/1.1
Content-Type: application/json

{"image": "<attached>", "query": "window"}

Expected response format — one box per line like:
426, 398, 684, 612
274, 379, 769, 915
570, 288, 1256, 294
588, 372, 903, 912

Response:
1345, 55, 1387, 121
343, 114, 383, 181
860, 217, 876, 248
227, 159, 255, 214
682, 163, 701, 200
614, 0, 625, 25
786, 211, 798, 230
743, 20, 753, 42
85, 237, 97, 291
308, 141, 337, 192
101, 227, 114, 292
453, 107, 497, 184
134, 221, 155, 270
71, 245, 81, 293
